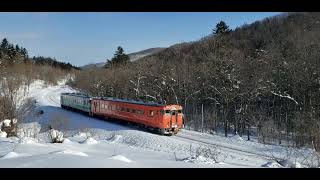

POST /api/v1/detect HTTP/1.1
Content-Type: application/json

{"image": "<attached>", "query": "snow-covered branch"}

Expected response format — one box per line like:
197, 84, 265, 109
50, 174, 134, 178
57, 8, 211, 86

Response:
271, 91, 299, 105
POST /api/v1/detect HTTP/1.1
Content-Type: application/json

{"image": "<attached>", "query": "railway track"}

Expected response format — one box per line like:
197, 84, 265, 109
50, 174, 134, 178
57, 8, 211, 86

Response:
173, 133, 274, 160
174, 134, 311, 167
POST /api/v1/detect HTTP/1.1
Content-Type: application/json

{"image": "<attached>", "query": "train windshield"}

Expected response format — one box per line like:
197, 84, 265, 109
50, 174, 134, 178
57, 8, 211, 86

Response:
162, 109, 182, 115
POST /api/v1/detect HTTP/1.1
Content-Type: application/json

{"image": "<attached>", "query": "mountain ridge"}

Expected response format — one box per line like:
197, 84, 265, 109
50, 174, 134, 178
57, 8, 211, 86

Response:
81, 47, 166, 69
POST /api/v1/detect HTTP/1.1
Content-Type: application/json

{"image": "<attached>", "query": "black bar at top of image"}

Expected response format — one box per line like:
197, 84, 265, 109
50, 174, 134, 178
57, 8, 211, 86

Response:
0, 0, 318, 12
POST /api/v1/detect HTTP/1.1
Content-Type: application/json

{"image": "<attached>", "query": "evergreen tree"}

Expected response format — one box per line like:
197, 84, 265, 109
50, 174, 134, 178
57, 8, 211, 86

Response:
213, 21, 231, 36
20, 48, 28, 57
104, 59, 112, 69
0, 38, 9, 50
104, 46, 129, 68
7, 44, 16, 59
15, 45, 20, 53
0, 38, 9, 58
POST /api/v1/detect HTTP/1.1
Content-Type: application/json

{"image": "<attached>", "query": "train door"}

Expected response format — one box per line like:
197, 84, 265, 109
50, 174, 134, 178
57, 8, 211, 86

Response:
170, 110, 178, 128
94, 101, 97, 112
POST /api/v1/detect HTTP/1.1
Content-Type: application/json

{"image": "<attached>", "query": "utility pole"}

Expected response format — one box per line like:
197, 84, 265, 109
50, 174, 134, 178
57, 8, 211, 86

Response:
201, 104, 204, 132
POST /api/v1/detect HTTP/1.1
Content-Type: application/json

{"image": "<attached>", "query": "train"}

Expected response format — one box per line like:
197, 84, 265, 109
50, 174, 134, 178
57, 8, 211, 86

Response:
60, 93, 183, 135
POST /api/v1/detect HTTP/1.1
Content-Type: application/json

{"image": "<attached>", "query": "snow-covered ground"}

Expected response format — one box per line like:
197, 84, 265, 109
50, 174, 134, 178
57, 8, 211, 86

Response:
0, 79, 316, 167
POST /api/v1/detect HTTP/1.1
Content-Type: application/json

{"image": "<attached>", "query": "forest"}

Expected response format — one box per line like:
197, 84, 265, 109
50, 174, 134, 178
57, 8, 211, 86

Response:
69, 12, 320, 151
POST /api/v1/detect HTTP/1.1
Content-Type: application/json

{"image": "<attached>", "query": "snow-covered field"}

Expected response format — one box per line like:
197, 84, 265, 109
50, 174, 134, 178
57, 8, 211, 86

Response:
0, 79, 316, 168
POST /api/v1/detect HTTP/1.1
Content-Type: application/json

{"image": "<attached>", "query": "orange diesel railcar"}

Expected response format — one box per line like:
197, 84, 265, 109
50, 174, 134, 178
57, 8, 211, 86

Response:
91, 97, 183, 135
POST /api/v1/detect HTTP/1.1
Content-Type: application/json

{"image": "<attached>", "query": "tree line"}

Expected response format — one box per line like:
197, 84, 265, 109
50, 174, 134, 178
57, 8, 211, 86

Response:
31, 56, 80, 71
0, 38, 79, 71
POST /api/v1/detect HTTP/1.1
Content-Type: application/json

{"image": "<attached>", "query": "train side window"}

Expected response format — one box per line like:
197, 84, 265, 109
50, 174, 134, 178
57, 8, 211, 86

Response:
149, 110, 154, 116
126, 108, 130, 112
131, 109, 136, 113
116, 106, 120, 111
165, 110, 170, 114
121, 107, 125, 112
137, 110, 144, 115
178, 110, 182, 114
112, 105, 116, 111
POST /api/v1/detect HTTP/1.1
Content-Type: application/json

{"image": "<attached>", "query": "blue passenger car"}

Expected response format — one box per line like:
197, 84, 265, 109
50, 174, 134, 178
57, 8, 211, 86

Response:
60, 93, 91, 113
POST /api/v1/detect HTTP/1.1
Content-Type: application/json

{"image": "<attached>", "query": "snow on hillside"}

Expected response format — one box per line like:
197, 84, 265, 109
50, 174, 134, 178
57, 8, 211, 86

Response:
0, 79, 317, 167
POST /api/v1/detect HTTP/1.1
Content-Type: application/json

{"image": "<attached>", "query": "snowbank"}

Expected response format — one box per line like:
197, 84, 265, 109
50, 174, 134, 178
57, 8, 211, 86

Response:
183, 155, 216, 165
19, 137, 39, 144
56, 150, 88, 157
109, 155, 132, 163
0, 131, 7, 138
82, 137, 98, 145
231, 134, 244, 141
278, 159, 302, 168
261, 161, 283, 168
1, 152, 25, 159
62, 138, 76, 144
261, 160, 302, 168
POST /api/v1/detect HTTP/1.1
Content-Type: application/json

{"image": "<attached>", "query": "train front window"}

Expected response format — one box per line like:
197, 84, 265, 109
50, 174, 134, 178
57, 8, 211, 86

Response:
178, 110, 182, 114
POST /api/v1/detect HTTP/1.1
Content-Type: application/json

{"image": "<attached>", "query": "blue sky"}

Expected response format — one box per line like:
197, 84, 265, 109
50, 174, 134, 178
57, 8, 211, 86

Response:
0, 12, 280, 66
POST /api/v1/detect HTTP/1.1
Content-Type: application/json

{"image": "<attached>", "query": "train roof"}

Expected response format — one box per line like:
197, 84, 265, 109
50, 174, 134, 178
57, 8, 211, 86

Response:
92, 97, 165, 107
61, 93, 181, 108
61, 92, 91, 98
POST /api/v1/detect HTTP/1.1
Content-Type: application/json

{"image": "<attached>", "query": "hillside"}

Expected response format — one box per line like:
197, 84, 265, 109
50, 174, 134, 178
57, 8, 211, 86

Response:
128, 47, 165, 61
70, 12, 320, 152
81, 47, 165, 69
